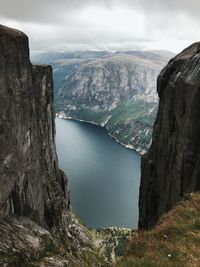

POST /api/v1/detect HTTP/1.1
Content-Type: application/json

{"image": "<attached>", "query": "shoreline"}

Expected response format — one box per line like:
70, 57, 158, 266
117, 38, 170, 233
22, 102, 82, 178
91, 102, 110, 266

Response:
56, 113, 145, 155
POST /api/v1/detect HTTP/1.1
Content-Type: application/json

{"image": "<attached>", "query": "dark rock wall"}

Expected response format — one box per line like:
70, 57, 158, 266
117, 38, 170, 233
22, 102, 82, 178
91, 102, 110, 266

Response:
139, 43, 200, 229
0, 24, 69, 230
0, 25, 106, 267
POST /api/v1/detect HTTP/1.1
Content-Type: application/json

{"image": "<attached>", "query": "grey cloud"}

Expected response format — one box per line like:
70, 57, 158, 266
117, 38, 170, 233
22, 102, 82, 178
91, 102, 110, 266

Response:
0, 0, 199, 52
0, 0, 111, 23
18, 19, 153, 51
1, 0, 200, 23
134, 0, 200, 15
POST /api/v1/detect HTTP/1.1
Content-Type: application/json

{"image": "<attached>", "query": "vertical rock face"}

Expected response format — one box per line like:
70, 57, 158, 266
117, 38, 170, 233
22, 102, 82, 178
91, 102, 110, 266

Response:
0, 25, 106, 267
0, 24, 69, 230
139, 43, 200, 229
53, 54, 171, 153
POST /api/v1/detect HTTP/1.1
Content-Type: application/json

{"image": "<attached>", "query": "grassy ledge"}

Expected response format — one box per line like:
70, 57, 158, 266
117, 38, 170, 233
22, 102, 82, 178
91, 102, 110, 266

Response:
115, 192, 200, 267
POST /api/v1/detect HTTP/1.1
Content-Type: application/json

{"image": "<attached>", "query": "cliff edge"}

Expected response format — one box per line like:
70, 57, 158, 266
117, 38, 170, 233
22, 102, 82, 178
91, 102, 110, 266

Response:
0, 25, 105, 266
0, 24, 70, 230
139, 43, 200, 229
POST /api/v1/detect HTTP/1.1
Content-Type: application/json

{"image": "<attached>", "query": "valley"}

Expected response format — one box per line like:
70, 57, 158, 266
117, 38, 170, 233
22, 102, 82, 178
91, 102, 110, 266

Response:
32, 50, 173, 153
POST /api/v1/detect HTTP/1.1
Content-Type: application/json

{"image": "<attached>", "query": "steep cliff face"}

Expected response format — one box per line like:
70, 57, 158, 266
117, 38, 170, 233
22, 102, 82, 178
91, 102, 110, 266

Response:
32, 51, 173, 153
60, 55, 160, 107
0, 24, 69, 231
139, 42, 200, 229
57, 55, 163, 153
0, 25, 105, 266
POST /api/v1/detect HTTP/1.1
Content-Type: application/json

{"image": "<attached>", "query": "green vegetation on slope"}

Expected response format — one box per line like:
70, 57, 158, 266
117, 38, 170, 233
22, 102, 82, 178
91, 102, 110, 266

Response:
115, 193, 200, 267
91, 228, 133, 263
105, 100, 157, 152
70, 210, 132, 265
32, 50, 171, 153
0, 212, 109, 267
56, 99, 157, 153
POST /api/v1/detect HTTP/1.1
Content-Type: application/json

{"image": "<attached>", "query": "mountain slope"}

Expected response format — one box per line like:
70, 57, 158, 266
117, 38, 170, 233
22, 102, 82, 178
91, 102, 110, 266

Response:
116, 192, 200, 267
32, 51, 173, 153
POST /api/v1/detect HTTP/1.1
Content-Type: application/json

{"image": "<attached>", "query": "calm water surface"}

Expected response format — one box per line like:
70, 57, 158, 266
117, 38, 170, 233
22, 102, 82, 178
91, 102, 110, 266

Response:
56, 118, 141, 229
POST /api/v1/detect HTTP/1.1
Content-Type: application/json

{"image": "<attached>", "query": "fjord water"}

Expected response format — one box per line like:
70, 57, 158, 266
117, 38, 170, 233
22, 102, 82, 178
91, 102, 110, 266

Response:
56, 118, 141, 229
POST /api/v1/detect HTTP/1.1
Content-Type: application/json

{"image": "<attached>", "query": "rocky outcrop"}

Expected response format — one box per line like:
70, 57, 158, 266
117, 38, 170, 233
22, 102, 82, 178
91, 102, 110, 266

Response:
60, 55, 161, 107
0, 23, 69, 232
139, 42, 200, 229
0, 25, 104, 266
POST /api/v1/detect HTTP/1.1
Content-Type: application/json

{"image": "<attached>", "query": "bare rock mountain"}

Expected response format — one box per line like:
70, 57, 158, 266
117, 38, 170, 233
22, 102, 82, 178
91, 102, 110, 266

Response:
139, 42, 200, 229
58, 54, 163, 153
0, 25, 105, 266
34, 51, 173, 153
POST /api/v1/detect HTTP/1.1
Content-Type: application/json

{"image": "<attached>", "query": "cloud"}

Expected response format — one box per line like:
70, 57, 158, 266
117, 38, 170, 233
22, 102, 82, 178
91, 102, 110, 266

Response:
0, 0, 199, 52
1, 0, 200, 23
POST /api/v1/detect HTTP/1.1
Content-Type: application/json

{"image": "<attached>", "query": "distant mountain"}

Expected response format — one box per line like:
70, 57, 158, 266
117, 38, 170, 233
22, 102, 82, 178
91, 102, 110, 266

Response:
31, 50, 112, 63
32, 50, 174, 153
115, 50, 174, 62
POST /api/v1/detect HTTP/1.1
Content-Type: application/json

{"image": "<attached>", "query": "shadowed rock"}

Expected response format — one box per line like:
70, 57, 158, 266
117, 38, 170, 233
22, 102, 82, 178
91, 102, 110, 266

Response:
0, 24, 69, 229
0, 25, 99, 266
139, 42, 200, 229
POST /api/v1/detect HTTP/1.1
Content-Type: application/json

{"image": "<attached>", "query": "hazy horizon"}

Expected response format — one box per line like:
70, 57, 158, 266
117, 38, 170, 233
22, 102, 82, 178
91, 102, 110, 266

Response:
30, 48, 175, 54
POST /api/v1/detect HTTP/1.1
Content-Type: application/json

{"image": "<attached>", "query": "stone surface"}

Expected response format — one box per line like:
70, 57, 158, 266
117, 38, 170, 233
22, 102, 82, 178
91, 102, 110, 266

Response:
0, 25, 105, 266
0, 24, 69, 230
139, 42, 200, 229
56, 53, 171, 153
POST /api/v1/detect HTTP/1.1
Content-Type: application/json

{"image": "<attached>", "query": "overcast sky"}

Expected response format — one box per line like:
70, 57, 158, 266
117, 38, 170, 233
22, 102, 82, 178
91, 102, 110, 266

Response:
0, 0, 199, 53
